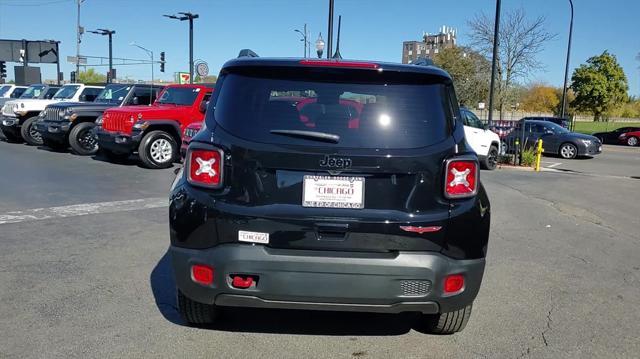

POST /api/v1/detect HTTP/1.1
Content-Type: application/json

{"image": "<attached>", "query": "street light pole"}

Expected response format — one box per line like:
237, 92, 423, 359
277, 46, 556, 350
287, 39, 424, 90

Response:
130, 42, 154, 104
163, 12, 199, 84
560, 0, 574, 120
89, 29, 116, 83
295, 24, 309, 58
76, 0, 82, 75
487, 0, 501, 127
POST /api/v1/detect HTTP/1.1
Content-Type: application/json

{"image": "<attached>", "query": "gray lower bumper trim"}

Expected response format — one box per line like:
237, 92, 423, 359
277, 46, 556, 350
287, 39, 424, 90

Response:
215, 294, 440, 314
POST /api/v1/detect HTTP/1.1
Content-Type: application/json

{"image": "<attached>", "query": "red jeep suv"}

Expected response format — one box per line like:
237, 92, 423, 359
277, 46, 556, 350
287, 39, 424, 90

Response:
96, 84, 213, 168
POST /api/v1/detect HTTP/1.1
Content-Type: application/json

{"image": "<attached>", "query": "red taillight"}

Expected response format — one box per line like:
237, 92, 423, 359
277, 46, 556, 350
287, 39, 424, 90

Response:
187, 148, 224, 188
443, 274, 465, 294
191, 264, 214, 286
299, 59, 380, 69
444, 159, 478, 199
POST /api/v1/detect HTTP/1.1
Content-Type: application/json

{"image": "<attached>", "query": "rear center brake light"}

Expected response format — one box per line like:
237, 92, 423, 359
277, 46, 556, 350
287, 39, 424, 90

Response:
299, 59, 380, 69
444, 158, 478, 199
186, 148, 224, 188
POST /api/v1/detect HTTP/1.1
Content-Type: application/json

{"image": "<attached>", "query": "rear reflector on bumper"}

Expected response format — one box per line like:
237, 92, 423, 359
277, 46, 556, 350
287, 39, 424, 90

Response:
443, 274, 465, 294
191, 264, 214, 286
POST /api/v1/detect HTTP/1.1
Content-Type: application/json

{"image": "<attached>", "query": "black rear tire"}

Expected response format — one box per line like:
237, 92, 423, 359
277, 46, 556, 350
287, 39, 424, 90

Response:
69, 122, 99, 155
42, 138, 67, 151
138, 130, 178, 169
177, 289, 219, 325
20, 116, 43, 146
421, 304, 473, 335
482, 145, 499, 170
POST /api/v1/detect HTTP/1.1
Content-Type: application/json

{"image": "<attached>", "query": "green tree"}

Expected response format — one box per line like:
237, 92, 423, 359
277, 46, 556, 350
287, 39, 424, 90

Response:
77, 68, 107, 83
570, 51, 628, 121
520, 84, 560, 113
194, 74, 218, 83
433, 47, 490, 107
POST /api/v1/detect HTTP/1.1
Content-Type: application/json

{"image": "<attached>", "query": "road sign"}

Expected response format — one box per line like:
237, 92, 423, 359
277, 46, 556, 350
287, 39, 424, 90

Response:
195, 61, 209, 77
177, 72, 190, 84
66, 56, 87, 65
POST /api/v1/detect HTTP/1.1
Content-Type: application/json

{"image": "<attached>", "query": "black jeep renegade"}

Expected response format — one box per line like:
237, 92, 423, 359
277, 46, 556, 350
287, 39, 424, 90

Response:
169, 55, 490, 334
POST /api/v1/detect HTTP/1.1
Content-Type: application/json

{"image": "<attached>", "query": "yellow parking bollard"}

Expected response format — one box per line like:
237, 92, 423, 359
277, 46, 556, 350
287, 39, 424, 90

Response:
534, 139, 544, 172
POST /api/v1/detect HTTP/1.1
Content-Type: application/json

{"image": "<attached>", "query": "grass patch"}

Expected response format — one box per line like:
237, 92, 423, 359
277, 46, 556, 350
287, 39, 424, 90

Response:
573, 121, 640, 134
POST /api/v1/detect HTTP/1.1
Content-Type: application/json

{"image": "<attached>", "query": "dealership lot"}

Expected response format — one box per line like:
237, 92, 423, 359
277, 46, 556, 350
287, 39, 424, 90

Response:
0, 139, 639, 358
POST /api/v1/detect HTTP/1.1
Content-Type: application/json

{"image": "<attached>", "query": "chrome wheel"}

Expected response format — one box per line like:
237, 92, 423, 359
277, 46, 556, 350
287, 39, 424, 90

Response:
560, 143, 577, 159
149, 138, 173, 163
627, 136, 638, 147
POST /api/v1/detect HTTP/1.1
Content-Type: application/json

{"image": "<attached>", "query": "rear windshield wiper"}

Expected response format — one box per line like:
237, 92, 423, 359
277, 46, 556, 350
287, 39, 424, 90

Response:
270, 129, 340, 144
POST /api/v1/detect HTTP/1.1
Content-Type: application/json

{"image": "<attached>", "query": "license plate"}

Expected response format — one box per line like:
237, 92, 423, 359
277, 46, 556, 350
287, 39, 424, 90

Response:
302, 175, 364, 209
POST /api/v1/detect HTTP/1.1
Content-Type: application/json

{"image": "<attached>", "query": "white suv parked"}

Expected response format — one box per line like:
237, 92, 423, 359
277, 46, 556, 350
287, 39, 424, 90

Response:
460, 107, 501, 170
1, 83, 103, 145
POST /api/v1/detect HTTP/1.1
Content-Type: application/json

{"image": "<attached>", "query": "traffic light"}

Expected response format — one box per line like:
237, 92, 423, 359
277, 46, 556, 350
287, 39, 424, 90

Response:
70, 71, 76, 83
0, 61, 6, 79
160, 52, 165, 73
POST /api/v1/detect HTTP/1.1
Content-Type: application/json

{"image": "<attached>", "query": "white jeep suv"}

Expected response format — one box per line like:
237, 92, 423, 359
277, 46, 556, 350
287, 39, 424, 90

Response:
1, 83, 103, 145
460, 107, 501, 170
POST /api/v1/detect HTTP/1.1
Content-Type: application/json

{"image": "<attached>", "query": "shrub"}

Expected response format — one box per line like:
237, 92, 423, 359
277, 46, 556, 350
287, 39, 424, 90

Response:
521, 148, 536, 167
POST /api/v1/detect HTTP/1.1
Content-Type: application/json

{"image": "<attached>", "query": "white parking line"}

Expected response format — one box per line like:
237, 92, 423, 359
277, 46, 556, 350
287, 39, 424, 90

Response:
547, 162, 562, 168
0, 198, 168, 225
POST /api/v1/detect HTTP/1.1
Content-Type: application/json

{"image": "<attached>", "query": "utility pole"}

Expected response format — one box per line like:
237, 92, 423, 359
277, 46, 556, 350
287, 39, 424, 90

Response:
487, 0, 501, 127
163, 12, 199, 84
327, 0, 334, 59
76, 0, 83, 76
560, 0, 574, 119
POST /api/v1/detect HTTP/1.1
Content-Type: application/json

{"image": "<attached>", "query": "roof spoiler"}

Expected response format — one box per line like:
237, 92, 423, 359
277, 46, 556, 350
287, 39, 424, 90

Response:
412, 58, 435, 66
238, 49, 259, 58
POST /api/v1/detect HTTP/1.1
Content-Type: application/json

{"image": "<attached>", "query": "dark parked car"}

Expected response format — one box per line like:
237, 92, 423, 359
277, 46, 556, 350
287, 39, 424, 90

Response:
505, 120, 601, 159
591, 126, 640, 145
169, 55, 491, 334
520, 116, 570, 129
34, 84, 163, 154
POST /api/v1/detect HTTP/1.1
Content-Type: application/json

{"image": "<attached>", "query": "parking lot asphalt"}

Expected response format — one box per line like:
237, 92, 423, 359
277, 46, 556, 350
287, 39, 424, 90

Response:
540, 144, 640, 178
1, 138, 639, 359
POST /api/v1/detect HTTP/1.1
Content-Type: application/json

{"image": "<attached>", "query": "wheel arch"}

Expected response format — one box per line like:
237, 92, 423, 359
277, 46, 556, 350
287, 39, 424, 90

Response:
142, 121, 182, 146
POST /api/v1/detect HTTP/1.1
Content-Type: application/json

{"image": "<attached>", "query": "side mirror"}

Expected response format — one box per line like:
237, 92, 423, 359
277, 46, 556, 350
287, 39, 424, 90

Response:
132, 97, 139, 105
199, 100, 209, 114
79, 94, 87, 101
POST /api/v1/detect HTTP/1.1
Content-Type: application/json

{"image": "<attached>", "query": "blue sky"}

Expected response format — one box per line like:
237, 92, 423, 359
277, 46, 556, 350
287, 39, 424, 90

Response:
1, 0, 638, 95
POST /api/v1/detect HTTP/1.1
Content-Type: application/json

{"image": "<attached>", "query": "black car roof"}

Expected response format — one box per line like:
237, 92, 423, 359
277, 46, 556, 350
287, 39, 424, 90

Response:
221, 57, 452, 80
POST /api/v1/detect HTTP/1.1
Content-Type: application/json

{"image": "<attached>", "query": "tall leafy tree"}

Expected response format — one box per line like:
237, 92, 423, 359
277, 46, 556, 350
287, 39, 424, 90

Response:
520, 84, 560, 113
433, 47, 490, 107
570, 51, 628, 121
77, 68, 107, 83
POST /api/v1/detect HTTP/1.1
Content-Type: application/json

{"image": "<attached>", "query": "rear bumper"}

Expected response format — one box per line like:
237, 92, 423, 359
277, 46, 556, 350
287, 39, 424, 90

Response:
171, 244, 485, 314
33, 119, 70, 143
95, 127, 142, 154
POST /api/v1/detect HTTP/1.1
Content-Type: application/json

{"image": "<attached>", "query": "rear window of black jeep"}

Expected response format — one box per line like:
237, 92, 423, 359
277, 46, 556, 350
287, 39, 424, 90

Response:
212, 67, 451, 149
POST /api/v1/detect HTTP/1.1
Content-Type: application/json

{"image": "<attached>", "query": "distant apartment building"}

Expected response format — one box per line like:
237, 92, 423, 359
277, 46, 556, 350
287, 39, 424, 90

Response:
402, 26, 457, 64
